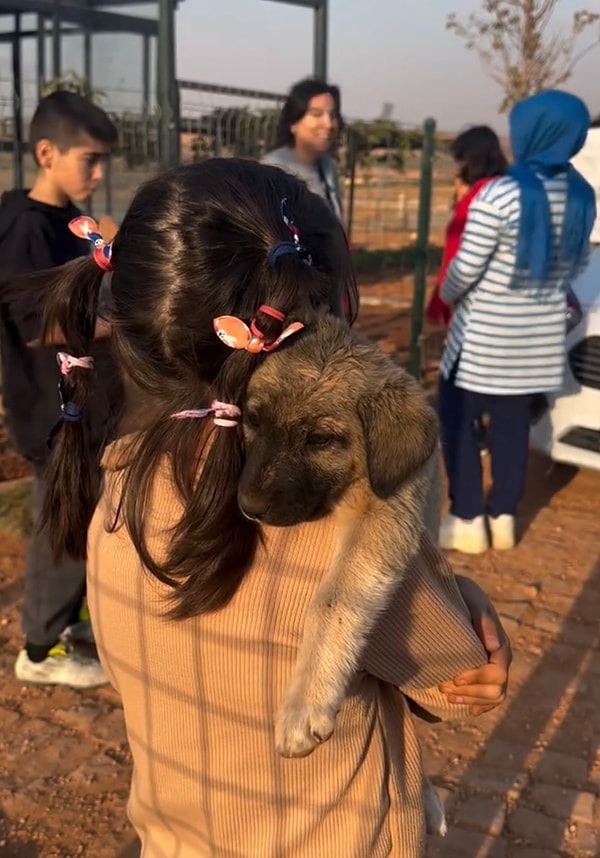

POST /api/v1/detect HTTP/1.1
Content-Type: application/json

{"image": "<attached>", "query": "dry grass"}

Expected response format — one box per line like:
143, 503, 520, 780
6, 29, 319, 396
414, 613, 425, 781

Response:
0, 478, 32, 537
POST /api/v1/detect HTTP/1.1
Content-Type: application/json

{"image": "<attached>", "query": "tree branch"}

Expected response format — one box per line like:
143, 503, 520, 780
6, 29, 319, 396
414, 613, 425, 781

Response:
447, 0, 600, 111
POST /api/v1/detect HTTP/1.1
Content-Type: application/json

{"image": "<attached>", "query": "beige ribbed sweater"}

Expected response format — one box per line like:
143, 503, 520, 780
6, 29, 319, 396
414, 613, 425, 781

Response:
87, 439, 486, 858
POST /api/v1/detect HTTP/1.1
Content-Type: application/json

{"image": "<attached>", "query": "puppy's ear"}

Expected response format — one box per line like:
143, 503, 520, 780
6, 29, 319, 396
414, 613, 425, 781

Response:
357, 374, 439, 499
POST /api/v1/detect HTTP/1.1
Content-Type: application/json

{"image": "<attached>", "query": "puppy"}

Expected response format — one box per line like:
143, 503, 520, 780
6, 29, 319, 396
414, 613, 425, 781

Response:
238, 315, 445, 835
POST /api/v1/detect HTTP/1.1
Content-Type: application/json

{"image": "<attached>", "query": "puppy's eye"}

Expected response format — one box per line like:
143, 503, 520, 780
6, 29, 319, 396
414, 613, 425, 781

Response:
245, 410, 260, 429
306, 433, 336, 449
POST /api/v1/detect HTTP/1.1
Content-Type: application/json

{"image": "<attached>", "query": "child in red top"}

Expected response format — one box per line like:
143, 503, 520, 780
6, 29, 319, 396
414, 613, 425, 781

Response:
427, 126, 508, 327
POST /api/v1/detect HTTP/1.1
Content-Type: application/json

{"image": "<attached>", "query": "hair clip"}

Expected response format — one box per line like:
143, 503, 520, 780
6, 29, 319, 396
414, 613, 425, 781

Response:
69, 216, 113, 271
47, 366, 88, 448
57, 352, 94, 376
268, 242, 300, 265
213, 309, 304, 354
279, 198, 313, 266
171, 400, 241, 428
214, 304, 302, 354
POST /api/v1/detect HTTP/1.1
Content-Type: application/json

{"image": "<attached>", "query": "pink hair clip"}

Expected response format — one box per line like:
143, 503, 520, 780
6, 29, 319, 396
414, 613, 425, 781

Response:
56, 352, 94, 375
69, 216, 113, 271
214, 304, 304, 354
171, 399, 241, 428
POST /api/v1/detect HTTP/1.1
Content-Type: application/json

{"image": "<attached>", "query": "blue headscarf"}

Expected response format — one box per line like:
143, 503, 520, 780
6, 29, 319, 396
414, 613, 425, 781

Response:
508, 90, 596, 281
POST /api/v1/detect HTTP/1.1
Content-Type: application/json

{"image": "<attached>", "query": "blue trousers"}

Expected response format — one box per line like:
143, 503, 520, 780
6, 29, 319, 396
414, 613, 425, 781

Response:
438, 372, 533, 520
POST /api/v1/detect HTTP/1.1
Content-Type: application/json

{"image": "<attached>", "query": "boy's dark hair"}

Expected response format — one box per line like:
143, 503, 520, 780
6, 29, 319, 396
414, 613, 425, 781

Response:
29, 90, 117, 160
3, 159, 357, 620
450, 125, 508, 186
277, 78, 343, 148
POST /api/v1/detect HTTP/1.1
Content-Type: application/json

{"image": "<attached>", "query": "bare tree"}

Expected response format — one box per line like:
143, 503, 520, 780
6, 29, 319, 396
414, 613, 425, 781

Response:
447, 0, 600, 111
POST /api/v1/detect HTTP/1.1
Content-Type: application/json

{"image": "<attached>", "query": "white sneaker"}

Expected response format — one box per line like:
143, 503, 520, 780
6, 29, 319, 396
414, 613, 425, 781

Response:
438, 513, 489, 554
15, 643, 108, 689
488, 514, 516, 550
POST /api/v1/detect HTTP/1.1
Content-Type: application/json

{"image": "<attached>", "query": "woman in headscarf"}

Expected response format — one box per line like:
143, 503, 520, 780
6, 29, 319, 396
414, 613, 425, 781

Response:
437, 90, 595, 555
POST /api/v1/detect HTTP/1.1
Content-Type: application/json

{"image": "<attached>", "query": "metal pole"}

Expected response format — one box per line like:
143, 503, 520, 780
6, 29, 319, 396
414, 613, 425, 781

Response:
83, 9, 92, 88
313, 0, 327, 79
36, 15, 46, 100
12, 14, 23, 189
157, 0, 180, 168
345, 127, 357, 243
52, 0, 61, 79
408, 117, 436, 380
142, 34, 150, 119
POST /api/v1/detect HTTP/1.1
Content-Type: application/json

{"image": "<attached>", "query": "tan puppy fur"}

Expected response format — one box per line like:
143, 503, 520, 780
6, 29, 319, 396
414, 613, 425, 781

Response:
238, 315, 445, 835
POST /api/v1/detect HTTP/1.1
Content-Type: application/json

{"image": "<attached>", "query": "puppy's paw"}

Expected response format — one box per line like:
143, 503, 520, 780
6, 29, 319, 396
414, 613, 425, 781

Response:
275, 697, 336, 758
424, 781, 447, 837
430, 815, 448, 838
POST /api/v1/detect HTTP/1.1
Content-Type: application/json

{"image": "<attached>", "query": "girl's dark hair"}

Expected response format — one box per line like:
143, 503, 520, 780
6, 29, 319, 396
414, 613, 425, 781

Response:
8, 159, 357, 619
277, 77, 343, 148
450, 125, 508, 186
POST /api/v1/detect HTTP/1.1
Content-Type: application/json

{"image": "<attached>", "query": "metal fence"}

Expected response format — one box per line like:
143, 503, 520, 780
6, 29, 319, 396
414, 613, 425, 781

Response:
0, 79, 455, 377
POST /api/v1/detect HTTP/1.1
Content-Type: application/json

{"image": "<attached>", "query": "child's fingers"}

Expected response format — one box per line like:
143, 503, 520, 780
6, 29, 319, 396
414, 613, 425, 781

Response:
452, 661, 507, 689
444, 688, 505, 706
470, 703, 498, 716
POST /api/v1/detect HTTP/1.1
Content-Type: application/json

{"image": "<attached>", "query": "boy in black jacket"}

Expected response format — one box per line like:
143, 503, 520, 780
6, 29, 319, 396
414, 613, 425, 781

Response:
0, 90, 120, 687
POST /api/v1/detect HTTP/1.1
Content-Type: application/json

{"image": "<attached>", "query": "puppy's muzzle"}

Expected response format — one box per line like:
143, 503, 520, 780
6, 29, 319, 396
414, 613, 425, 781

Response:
238, 491, 271, 522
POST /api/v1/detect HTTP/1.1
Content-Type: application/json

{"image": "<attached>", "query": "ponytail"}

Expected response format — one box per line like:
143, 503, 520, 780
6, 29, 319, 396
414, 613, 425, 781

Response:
40, 257, 106, 560
0, 256, 107, 561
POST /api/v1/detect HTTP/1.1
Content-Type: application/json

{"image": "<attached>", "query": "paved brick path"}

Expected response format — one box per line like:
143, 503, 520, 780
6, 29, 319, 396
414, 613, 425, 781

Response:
0, 449, 598, 857
420, 454, 600, 858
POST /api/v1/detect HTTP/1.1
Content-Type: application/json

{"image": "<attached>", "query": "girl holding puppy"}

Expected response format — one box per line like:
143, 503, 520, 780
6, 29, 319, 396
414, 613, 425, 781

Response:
11, 159, 509, 857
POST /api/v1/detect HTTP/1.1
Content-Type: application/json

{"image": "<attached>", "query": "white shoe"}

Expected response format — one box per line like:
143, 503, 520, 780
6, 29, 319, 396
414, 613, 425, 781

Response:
488, 514, 516, 550
15, 643, 108, 689
438, 513, 489, 554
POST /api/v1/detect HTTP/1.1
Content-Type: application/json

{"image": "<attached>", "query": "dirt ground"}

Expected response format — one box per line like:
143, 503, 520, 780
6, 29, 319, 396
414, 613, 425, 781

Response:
0, 299, 599, 858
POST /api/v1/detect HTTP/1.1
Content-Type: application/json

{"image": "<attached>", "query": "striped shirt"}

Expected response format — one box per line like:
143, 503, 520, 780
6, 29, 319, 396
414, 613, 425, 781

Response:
439, 174, 584, 395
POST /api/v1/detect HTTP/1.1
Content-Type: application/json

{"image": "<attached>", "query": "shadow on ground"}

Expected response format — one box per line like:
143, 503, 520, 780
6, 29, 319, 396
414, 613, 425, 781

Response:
0, 808, 39, 858
518, 454, 579, 542
429, 552, 600, 857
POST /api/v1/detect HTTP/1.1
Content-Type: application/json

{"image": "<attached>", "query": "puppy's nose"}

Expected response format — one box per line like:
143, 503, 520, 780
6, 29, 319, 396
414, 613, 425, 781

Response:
238, 493, 270, 521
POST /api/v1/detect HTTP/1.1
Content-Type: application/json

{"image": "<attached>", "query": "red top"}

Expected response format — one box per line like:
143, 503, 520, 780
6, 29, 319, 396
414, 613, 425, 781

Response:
426, 177, 497, 327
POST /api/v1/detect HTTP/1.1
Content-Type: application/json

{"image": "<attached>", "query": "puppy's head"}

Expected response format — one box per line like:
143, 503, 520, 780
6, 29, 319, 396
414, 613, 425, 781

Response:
237, 317, 439, 526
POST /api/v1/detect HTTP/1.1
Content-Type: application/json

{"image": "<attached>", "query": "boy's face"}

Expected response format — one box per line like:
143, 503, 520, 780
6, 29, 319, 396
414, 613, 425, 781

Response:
36, 133, 111, 204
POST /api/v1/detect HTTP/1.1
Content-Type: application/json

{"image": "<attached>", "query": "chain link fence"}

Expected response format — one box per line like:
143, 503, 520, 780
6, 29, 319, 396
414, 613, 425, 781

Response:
0, 79, 455, 378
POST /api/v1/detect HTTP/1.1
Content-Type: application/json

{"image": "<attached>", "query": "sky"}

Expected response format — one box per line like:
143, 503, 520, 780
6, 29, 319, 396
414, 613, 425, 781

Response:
172, 0, 600, 131
1, 0, 599, 133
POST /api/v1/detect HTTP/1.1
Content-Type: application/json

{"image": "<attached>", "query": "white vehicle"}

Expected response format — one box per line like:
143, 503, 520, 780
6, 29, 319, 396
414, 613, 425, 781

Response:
529, 247, 600, 471
529, 126, 600, 471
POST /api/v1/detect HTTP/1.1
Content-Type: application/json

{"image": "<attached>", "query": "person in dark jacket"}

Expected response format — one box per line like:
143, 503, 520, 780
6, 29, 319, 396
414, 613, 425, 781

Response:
0, 90, 121, 687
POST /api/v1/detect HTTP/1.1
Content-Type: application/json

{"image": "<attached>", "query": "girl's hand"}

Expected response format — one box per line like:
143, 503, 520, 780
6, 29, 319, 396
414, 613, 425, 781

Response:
440, 575, 511, 716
